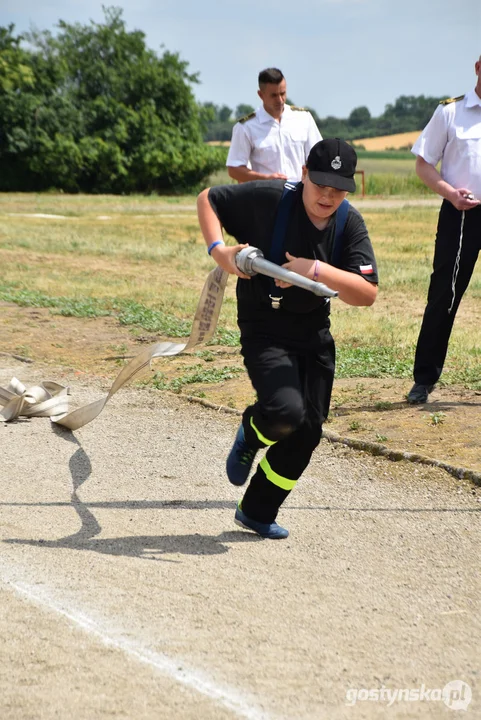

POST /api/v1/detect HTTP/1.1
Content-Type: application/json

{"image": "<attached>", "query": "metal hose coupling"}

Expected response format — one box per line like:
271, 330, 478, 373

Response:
235, 246, 338, 298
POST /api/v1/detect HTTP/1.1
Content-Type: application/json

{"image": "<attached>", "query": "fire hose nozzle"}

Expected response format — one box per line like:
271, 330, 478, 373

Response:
235, 246, 338, 298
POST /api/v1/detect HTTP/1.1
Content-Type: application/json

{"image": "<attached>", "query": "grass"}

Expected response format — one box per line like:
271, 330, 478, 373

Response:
428, 411, 447, 426
207, 163, 435, 199
150, 364, 244, 393
355, 150, 415, 160
207, 156, 422, 189
327, 205, 481, 388
0, 193, 192, 216
1, 190, 481, 390
0, 285, 241, 345
364, 173, 432, 195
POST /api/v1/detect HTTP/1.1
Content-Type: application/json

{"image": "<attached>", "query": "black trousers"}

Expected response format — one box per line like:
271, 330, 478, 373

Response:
413, 201, 481, 386
239, 330, 335, 524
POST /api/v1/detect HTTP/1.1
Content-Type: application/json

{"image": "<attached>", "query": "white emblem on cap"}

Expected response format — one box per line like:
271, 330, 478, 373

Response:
331, 155, 342, 170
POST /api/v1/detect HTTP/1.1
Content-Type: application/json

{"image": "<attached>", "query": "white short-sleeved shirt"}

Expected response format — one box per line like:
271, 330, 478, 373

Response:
226, 104, 322, 182
411, 89, 481, 199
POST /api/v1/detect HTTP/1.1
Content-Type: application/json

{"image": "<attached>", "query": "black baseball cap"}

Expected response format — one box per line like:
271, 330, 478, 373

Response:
306, 138, 357, 192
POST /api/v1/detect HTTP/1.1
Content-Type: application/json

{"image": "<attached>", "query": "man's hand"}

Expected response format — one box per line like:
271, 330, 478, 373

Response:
448, 188, 480, 211
228, 167, 287, 183
210, 243, 251, 279
415, 156, 480, 211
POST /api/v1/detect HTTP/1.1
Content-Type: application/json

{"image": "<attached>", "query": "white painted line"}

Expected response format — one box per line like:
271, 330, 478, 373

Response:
2, 212, 197, 219
133, 213, 196, 217
2, 573, 275, 720
5, 212, 69, 219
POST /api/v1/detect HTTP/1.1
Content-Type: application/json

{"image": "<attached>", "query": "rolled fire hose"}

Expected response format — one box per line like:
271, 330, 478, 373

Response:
0, 250, 336, 429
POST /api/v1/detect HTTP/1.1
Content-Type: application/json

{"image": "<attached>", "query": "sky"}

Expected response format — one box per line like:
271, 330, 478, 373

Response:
3, 0, 481, 119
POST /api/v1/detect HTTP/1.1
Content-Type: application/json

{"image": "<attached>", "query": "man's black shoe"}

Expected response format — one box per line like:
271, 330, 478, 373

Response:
406, 383, 435, 404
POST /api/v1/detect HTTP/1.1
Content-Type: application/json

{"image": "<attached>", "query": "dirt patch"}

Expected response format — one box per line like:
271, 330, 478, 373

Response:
2, 302, 481, 477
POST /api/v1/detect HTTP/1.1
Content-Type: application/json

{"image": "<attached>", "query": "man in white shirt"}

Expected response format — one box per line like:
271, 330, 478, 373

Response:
226, 68, 322, 183
406, 55, 481, 404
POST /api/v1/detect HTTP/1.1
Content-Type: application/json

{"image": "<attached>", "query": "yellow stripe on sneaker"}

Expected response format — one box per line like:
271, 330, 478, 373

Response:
260, 456, 297, 491
250, 416, 277, 446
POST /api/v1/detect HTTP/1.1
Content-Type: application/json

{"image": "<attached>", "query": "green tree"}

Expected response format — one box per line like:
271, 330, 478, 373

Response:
382, 95, 441, 130
0, 8, 224, 192
217, 105, 233, 122
235, 103, 254, 119
0, 25, 34, 92
348, 106, 371, 128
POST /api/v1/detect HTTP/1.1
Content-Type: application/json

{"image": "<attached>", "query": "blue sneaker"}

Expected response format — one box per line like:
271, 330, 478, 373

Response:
226, 423, 258, 486
234, 504, 289, 539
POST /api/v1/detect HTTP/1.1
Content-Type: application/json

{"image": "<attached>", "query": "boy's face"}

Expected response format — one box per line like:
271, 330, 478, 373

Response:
301, 167, 348, 223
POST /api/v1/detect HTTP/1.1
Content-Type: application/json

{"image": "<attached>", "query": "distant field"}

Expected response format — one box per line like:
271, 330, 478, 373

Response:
207, 156, 418, 187
353, 131, 421, 151
207, 131, 422, 152
206, 135, 419, 185
206, 140, 231, 147
1, 194, 480, 390
355, 157, 415, 176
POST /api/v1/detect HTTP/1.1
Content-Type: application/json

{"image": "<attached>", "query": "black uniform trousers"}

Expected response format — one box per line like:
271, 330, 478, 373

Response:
414, 201, 481, 387
239, 329, 335, 524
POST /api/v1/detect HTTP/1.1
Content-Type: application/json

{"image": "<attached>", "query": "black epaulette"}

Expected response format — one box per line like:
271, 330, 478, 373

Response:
439, 95, 465, 105
238, 111, 256, 124
290, 106, 308, 112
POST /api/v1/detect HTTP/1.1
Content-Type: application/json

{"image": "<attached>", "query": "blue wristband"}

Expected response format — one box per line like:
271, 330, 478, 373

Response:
207, 240, 224, 255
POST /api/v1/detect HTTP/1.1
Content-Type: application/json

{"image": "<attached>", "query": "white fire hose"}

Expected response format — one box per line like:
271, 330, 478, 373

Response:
0, 249, 337, 429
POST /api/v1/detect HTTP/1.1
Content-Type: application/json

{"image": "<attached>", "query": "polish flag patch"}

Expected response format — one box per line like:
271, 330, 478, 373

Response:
360, 264, 374, 275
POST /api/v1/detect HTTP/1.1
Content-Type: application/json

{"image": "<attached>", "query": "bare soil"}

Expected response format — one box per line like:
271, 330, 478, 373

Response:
2, 302, 481, 479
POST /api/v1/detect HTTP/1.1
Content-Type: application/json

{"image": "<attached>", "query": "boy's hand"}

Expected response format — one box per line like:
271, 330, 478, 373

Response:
211, 243, 251, 279
276, 252, 317, 288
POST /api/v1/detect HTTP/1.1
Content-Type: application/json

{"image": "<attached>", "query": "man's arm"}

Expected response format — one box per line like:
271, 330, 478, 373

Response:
227, 165, 287, 183
415, 156, 479, 211
196, 188, 250, 278
226, 120, 287, 183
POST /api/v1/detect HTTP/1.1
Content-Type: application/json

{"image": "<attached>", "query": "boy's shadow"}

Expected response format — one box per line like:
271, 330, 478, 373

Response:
4, 427, 259, 562
4, 530, 259, 561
